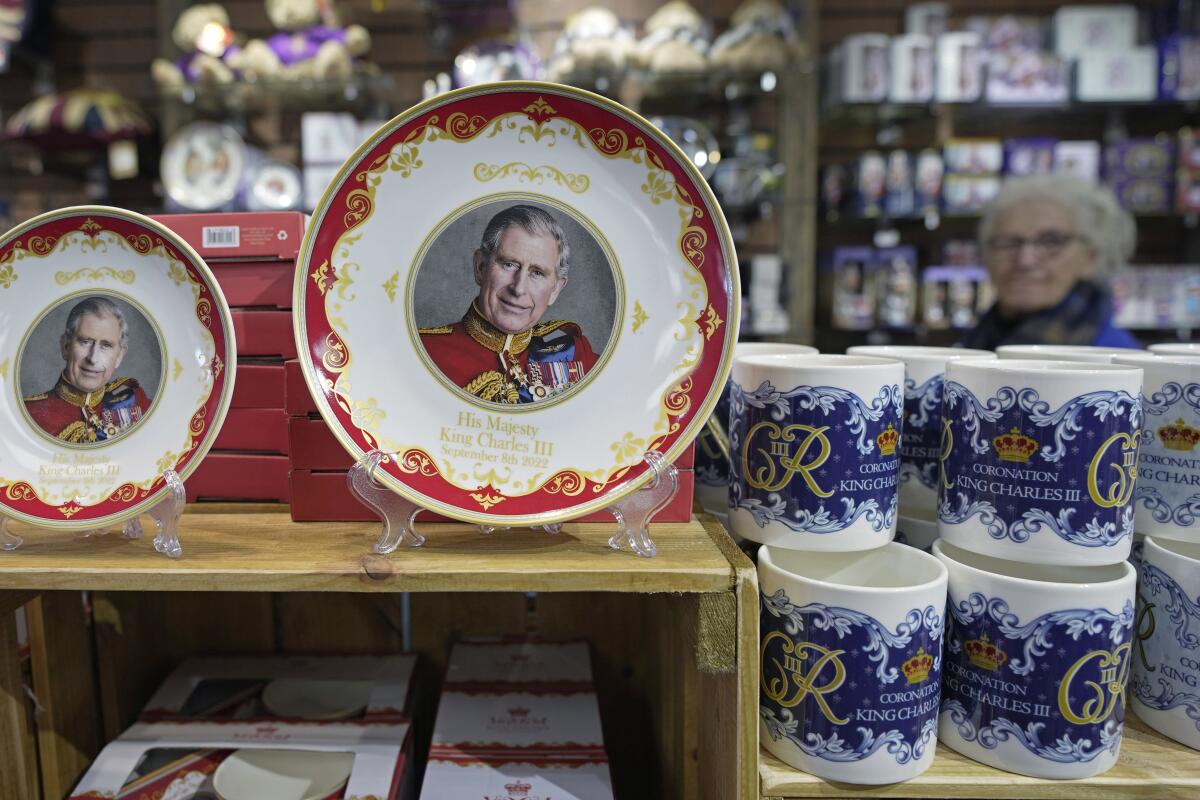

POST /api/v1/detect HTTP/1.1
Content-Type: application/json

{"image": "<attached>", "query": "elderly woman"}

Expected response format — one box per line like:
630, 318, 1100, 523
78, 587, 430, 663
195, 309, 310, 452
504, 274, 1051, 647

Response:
959, 175, 1141, 350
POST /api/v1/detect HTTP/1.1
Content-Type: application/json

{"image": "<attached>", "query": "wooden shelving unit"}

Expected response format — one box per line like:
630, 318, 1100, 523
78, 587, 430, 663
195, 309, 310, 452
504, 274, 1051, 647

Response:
0, 508, 759, 800
759, 713, 1200, 799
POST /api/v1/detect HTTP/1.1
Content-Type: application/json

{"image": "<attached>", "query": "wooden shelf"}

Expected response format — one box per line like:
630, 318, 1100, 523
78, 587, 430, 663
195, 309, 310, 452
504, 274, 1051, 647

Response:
0, 506, 739, 594
759, 713, 1199, 799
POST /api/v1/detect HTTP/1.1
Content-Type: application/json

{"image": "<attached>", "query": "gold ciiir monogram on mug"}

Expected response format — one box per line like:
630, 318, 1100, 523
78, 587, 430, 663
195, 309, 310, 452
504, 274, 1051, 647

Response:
743, 421, 833, 497
1087, 432, 1139, 508
1057, 641, 1131, 725
760, 632, 849, 724
939, 417, 954, 491
1134, 593, 1157, 673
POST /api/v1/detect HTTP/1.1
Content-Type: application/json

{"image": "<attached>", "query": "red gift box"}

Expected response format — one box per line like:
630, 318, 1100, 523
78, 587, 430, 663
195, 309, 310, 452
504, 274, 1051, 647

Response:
289, 468, 694, 523
214, 408, 289, 454
186, 453, 290, 503
210, 261, 295, 309
289, 416, 354, 470
232, 310, 296, 359
285, 358, 318, 415
231, 362, 286, 409
152, 211, 306, 261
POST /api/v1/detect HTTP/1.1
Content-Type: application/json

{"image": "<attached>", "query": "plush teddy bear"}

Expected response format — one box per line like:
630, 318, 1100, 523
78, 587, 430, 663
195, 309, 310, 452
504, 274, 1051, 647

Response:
546, 7, 637, 82
710, 0, 805, 73
151, 4, 241, 88
638, 1, 711, 74
235, 0, 370, 81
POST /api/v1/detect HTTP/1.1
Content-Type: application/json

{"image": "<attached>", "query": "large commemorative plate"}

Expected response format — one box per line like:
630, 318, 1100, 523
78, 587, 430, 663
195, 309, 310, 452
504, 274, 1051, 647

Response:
0, 207, 235, 530
295, 82, 739, 525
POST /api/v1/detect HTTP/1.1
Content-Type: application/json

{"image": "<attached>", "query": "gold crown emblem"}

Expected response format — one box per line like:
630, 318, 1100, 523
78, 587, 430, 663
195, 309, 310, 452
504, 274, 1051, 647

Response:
965, 634, 1008, 671
993, 427, 1038, 462
876, 422, 899, 456
1158, 418, 1200, 452
902, 647, 933, 684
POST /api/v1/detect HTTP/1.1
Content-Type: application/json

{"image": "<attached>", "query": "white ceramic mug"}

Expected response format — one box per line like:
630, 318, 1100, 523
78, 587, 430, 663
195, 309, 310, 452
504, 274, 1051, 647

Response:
934, 539, 1135, 779
730, 354, 904, 551
1151, 343, 1200, 356
759, 543, 948, 783
939, 359, 1143, 566
1113, 353, 1200, 544
1131, 536, 1200, 751
996, 344, 1147, 363
849, 346, 996, 522
697, 342, 819, 523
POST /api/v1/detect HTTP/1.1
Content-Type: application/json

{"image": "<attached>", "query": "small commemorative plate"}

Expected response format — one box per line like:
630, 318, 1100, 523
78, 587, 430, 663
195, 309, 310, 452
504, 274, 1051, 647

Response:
161, 121, 247, 211
213, 749, 354, 800
295, 82, 739, 525
261, 678, 372, 720
0, 207, 235, 530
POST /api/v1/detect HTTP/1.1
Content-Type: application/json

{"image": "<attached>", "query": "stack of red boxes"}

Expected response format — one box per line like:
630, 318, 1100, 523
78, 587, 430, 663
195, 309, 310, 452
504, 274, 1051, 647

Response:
286, 354, 696, 521
154, 212, 306, 504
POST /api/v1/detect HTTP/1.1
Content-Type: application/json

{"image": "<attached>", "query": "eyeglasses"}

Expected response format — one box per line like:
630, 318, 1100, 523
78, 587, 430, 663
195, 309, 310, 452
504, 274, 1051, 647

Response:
985, 231, 1078, 259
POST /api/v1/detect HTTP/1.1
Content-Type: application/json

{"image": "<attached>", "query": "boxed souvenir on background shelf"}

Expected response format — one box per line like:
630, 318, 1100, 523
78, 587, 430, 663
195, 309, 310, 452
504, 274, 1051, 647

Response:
915, 149, 944, 212
1003, 138, 1056, 176
1112, 265, 1200, 329
935, 31, 983, 102
986, 49, 1069, 104
888, 34, 934, 103
884, 150, 915, 216
922, 265, 992, 329
1106, 136, 1176, 213
831, 247, 876, 330
905, 2, 948, 39
875, 246, 919, 329
1053, 4, 1139, 59
1160, 34, 1200, 100
1178, 127, 1200, 213
1054, 140, 1102, 182
1076, 47, 1159, 102
856, 150, 886, 216
833, 33, 889, 103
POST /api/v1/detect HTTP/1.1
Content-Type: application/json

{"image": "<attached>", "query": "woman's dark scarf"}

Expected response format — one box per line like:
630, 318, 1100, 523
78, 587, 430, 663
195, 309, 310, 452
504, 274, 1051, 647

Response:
958, 281, 1114, 351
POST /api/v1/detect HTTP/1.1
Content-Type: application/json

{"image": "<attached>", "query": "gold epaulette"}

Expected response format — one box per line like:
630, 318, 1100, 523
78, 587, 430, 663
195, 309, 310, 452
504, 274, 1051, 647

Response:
22, 391, 49, 402
419, 325, 454, 335
106, 376, 137, 392
465, 371, 518, 404
532, 319, 574, 336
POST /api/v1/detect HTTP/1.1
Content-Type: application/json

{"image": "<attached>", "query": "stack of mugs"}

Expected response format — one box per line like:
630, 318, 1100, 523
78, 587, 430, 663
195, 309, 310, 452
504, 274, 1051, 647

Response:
732, 341, 1200, 785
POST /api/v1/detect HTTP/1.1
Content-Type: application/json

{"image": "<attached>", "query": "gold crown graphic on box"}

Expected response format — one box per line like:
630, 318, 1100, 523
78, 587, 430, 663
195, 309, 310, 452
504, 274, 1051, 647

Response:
876, 423, 899, 456
902, 647, 933, 684
1158, 418, 1200, 452
965, 634, 1008, 671
993, 427, 1038, 463
505, 781, 532, 797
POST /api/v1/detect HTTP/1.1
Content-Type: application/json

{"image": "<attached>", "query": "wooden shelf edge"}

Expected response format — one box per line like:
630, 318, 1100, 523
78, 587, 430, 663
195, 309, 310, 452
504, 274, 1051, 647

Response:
0, 509, 741, 594
759, 713, 1200, 799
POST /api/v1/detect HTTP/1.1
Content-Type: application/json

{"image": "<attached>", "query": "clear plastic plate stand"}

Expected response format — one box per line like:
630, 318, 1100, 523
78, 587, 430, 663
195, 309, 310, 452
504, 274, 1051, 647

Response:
347, 448, 679, 558
0, 469, 186, 558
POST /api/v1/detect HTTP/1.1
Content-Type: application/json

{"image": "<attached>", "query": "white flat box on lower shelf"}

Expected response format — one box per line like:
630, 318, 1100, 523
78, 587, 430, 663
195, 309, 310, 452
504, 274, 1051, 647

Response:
421, 757, 613, 800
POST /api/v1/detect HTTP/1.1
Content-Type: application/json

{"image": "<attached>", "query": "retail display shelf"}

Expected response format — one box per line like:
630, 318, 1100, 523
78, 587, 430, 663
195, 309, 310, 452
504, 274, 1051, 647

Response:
0, 505, 738, 594
759, 713, 1199, 799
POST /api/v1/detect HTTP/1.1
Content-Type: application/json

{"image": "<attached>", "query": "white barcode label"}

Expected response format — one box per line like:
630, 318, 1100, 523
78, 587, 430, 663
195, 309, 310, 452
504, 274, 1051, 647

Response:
202, 226, 240, 248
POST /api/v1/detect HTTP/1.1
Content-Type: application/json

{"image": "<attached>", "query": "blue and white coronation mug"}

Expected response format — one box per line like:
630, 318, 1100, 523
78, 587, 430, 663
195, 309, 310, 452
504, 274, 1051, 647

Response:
849, 346, 995, 522
934, 540, 1136, 779
730, 354, 904, 551
938, 359, 1144, 566
1131, 536, 1200, 750
759, 543, 948, 783
1114, 353, 1200, 545
695, 342, 818, 523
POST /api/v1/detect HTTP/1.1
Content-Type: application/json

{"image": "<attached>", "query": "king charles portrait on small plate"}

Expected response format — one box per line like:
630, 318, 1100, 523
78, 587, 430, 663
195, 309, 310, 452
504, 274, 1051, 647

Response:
20, 294, 160, 444
415, 201, 617, 406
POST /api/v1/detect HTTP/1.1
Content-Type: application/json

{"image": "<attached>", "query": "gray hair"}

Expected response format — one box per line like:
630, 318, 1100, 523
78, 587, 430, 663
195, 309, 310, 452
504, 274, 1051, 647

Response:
62, 296, 128, 348
477, 205, 571, 279
978, 175, 1136, 278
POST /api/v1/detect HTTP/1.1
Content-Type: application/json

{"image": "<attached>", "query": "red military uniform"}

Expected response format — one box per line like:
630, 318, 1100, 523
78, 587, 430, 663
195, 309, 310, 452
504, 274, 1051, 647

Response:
24, 375, 152, 443
420, 303, 599, 404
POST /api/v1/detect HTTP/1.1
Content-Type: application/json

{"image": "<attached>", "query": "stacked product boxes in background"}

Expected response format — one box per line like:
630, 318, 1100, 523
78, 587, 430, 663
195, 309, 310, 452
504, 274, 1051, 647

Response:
155, 212, 306, 504
71, 654, 418, 799
421, 640, 614, 800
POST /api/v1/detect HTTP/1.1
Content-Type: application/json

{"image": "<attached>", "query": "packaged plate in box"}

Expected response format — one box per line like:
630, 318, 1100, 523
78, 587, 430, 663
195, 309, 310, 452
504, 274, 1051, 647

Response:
1076, 47, 1158, 102
1053, 4, 1138, 60
140, 655, 417, 722
153, 211, 306, 261
1004, 138, 1056, 176
986, 50, 1069, 104
839, 34, 890, 102
943, 138, 1003, 175
421, 755, 612, 800
1160, 34, 1200, 101
936, 32, 983, 103
1054, 140, 1102, 183
889, 34, 934, 103
213, 408, 288, 453
232, 362, 286, 409
445, 641, 594, 688
185, 453, 290, 502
